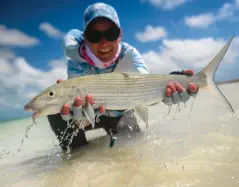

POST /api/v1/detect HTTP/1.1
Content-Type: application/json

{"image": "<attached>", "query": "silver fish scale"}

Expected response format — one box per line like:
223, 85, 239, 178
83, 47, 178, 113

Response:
75, 74, 202, 110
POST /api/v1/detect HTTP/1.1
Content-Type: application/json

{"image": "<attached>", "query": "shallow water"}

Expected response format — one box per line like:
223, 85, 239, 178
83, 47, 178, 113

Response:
0, 83, 239, 187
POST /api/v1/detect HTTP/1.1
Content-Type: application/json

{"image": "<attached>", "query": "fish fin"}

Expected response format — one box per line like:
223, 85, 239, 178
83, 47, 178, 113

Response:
75, 88, 86, 98
82, 105, 96, 129
147, 101, 160, 106
121, 72, 142, 79
134, 105, 149, 126
197, 36, 234, 113
114, 49, 141, 73
75, 88, 81, 96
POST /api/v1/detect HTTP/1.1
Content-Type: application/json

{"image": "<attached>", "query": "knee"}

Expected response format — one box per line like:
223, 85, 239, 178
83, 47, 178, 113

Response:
47, 114, 88, 150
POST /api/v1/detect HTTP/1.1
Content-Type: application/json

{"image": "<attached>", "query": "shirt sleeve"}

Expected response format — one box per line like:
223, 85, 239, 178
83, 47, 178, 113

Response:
62, 29, 84, 52
67, 59, 85, 79
120, 43, 150, 74
63, 29, 87, 79
131, 47, 149, 74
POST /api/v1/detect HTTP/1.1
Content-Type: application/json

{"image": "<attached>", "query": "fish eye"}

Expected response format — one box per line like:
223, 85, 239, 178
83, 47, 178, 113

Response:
47, 90, 56, 97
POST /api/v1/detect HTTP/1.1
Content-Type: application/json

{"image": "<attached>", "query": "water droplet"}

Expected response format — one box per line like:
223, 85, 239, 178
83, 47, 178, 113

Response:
96, 116, 100, 123
128, 125, 133, 131
177, 103, 181, 112
190, 97, 196, 112
56, 154, 61, 158
66, 146, 72, 154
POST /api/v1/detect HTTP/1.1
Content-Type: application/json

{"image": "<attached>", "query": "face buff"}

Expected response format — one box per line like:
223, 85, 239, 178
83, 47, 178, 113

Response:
81, 43, 122, 69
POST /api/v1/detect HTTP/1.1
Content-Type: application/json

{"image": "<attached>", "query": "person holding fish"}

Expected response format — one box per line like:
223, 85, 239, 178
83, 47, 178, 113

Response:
47, 2, 198, 150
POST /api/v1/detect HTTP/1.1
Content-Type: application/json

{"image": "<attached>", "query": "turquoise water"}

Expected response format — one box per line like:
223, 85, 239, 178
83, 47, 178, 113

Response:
0, 83, 239, 187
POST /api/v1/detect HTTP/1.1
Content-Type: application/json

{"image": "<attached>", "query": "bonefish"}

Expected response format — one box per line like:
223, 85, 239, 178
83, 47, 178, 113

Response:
24, 36, 235, 128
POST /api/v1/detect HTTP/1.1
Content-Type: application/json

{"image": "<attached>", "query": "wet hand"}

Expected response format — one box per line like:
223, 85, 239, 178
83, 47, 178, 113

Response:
56, 79, 106, 122
163, 70, 199, 106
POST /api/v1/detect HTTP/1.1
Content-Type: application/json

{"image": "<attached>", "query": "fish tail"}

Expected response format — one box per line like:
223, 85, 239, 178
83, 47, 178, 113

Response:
197, 36, 234, 113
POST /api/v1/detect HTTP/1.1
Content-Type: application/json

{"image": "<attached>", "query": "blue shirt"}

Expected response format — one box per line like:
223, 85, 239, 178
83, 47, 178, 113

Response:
62, 29, 149, 117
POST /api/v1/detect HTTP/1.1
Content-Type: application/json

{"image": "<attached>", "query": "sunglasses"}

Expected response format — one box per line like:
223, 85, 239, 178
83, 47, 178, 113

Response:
84, 27, 121, 43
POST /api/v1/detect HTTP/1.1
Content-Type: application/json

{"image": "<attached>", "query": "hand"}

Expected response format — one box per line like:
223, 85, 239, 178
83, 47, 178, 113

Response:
163, 70, 199, 106
56, 79, 106, 122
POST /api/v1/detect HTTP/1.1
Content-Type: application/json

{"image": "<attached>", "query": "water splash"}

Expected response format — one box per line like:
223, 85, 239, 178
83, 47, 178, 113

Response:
18, 121, 35, 152
187, 97, 197, 125
127, 124, 134, 139
60, 121, 72, 143
65, 128, 81, 154
164, 106, 172, 118
47, 139, 62, 163
188, 114, 193, 126
190, 97, 196, 113
172, 103, 181, 120
128, 124, 134, 131
0, 149, 15, 159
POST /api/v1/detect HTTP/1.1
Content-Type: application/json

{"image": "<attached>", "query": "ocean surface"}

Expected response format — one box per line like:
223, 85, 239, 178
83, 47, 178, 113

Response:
0, 82, 239, 187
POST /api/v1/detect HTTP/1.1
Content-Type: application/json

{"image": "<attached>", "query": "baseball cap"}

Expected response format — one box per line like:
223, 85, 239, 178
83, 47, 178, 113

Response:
83, 2, 120, 31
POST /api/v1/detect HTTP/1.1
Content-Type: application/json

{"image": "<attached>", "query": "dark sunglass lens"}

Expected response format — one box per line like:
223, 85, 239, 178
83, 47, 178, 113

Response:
85, 27, 120, 42
105, 28, 120, 41
85, 30, 101, 43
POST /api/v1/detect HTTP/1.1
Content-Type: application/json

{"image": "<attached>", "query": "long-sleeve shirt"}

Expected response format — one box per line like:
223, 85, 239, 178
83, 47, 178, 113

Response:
62, 29, 149, 117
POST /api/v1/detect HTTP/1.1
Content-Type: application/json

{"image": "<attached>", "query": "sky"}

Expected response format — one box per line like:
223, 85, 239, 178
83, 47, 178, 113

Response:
0, 0, 239, 121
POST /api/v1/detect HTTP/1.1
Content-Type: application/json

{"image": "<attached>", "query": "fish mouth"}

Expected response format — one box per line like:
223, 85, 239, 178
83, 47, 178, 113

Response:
32, 112, 40, 124
24, 102, 35, 112
24, 107, 35, 113
24, 103, 41, 123
24, 103, 61, 123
